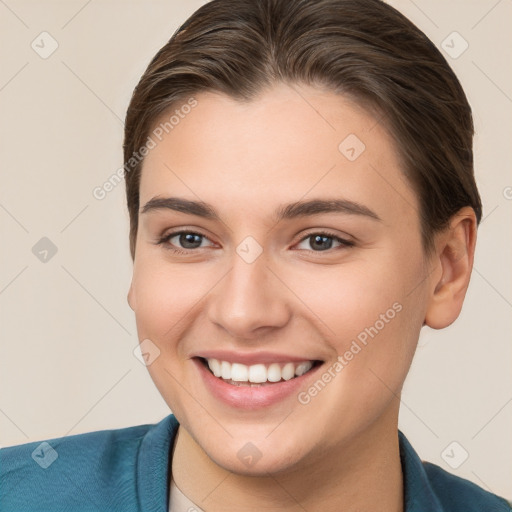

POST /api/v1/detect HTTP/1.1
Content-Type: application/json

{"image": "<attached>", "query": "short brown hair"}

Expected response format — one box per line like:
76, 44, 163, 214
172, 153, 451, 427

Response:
123, 0, 482, 261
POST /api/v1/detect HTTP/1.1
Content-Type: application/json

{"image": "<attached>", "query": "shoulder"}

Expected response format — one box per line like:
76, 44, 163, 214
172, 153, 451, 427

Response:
422, 461, 512, 512
0, 414, 179, 512
398, 430, 511, 512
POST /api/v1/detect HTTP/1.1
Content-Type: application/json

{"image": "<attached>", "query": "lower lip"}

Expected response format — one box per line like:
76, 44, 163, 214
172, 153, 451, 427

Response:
194, 358, 322, 409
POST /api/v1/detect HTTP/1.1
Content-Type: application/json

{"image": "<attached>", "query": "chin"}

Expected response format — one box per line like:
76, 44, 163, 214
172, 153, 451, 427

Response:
209, 443, 304, 477
194, 425, 309, 476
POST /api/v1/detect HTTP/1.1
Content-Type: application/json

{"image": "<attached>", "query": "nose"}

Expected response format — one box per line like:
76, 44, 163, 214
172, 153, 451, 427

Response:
207, 251, 291, 340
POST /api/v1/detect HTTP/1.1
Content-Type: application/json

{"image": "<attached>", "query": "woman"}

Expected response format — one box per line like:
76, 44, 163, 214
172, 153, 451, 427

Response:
1, 0, 510, 510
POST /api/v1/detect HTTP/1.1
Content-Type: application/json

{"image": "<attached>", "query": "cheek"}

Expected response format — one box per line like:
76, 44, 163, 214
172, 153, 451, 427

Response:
130, 258, 209, 412
291, 270, 422, 442
286, 256, 415, 344
287, 248, 425, 394
130, 257, 210, 346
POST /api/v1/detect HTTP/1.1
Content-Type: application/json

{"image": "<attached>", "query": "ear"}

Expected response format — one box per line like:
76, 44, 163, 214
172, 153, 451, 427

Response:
127, 281, 136, 311
424, 207, 477, 329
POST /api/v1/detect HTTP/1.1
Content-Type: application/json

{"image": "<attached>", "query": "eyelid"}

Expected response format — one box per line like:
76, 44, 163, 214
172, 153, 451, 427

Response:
295, 228, 353, 244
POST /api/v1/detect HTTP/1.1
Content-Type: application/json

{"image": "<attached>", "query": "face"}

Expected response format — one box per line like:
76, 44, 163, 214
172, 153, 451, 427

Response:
128, 83, 432, 475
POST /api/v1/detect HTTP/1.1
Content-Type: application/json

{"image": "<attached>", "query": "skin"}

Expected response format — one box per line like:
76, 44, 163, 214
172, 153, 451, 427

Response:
127, 83, 477, 512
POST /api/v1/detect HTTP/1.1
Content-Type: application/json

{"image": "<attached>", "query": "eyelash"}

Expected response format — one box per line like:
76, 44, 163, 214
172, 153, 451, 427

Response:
155, 230, 354, 255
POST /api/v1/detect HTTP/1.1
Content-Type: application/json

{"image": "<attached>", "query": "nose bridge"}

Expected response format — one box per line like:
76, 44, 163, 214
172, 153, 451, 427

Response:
207, 248, 290, 338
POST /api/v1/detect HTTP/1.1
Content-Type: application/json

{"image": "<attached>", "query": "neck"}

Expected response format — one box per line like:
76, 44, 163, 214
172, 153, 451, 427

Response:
171, 406, 404, 512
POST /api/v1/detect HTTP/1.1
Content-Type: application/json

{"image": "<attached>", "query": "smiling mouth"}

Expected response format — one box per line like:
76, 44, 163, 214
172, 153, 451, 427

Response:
198, 357, 322, 387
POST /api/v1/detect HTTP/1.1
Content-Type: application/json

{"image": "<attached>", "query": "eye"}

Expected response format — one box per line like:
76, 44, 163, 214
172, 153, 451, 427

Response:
156, 230, 215, 254
295, 231, 354, 252
155, 229, 354, 255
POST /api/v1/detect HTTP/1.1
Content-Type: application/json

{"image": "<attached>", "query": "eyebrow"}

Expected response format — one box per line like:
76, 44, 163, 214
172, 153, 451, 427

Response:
140, 196, 381, 222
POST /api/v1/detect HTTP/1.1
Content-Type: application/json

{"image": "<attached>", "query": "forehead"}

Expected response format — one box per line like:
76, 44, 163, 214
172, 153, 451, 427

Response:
138, 83, 418, 222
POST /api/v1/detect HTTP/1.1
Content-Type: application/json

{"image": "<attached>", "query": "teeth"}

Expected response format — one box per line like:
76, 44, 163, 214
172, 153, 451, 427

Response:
231, 363, 248, 382
209, 358, 222, 378
205, 359, 314, 384
267, 363, 282, 383
248, 364, 267, 383
281, 362, 295, 381
295, 362, 312, 377
221, 360, 231, 380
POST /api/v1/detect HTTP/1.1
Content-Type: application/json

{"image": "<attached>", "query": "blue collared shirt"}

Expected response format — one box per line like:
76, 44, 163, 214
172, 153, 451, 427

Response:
1, 414, 510, 511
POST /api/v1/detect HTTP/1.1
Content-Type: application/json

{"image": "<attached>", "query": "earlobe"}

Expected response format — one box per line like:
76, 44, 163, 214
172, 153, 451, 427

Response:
424, 207, 477, 330
127, 283, 135, 311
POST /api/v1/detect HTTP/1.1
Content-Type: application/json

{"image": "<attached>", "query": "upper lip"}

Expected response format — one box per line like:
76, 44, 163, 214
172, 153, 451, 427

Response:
193, 350, 322, 365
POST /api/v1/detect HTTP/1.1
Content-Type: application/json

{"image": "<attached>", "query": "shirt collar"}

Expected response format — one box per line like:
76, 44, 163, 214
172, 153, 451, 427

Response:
137, 414, 179, 512
399, 430, 444, 511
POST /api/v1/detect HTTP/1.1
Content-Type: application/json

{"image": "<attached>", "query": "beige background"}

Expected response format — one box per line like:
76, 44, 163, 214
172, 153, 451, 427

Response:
1, 0, 511, 500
